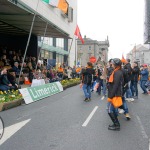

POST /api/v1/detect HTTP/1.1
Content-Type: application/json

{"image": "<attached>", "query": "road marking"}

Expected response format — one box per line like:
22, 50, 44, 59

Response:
101, 96, 105, 100
136, 116, 148, 139
82, 106, 98, 127
0, 119, 31, 145
149, 139, 150, 150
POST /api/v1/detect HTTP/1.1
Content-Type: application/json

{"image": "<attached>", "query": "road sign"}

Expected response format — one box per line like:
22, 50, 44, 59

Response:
89, 57, 96, 63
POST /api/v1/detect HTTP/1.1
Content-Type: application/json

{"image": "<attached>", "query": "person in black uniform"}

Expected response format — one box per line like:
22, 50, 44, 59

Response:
107, 58, 123, 131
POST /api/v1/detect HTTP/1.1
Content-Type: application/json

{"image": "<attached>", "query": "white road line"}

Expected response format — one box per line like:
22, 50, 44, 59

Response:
101, 96, 105, 100
82, 106, 98, 127
0, 119, 31, 145
136, 116, 148, 139
149, 139, 150, 150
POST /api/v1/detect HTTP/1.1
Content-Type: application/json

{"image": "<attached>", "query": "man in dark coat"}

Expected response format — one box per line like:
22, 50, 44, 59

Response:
123, 59, 134, 102
82, 62, 95, 102
130, 62, 140, 98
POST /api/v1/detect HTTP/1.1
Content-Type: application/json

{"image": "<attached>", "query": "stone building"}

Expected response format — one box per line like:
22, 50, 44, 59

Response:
126, 44, 150, 65
77, 36, 109, 66
144, 0, 150, 44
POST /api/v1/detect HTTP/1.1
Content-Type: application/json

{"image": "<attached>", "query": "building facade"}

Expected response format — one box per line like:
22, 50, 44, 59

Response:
126, 44, 150, 65
144, 0, 150, 44
77, 36, 109, 66
0, 0, 77, 67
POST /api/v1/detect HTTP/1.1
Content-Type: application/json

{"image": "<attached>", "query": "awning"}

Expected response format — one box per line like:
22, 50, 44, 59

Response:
0, 0, 70, 38
38, 41, 69, 55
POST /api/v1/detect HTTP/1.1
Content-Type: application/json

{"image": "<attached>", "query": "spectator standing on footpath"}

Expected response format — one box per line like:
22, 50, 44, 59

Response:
67, 67, 72, 79
76, 66, 81, 78
72, 66, 77, 79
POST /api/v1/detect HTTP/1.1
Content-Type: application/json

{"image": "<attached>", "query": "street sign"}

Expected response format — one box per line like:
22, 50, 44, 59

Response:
89, 56, 96, 63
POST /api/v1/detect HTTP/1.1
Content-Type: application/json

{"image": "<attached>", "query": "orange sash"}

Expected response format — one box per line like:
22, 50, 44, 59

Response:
109, 67, 120, 83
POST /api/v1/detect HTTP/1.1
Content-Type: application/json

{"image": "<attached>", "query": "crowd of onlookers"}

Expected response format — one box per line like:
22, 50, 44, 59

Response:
0, 48, 83, 91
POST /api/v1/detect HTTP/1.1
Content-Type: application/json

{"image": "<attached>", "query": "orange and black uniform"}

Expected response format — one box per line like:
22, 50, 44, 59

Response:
107, 66, 123, 131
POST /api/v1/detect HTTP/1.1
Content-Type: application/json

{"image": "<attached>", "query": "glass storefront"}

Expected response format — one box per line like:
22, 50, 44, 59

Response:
56, 38, 64, 49
56, 53, 64, 66
41, 37, 53, 46
41, 50, 53, 59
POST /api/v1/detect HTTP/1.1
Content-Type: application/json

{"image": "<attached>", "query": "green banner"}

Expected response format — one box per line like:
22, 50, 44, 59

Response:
19, 82, 63, 104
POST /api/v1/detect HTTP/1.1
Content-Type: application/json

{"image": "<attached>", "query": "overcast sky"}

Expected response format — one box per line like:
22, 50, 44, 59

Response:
77, 0, 144, 59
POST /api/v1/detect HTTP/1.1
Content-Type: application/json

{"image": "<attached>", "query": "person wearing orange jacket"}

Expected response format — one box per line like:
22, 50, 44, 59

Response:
76, 67, 81, 78
57, 65, 64, 79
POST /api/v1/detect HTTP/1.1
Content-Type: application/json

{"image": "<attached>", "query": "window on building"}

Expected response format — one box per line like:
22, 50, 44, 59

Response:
41, 37, 53, 46
44, 51, 49, 59
56, 38, 64, 49
89, 46, 91, 51
48, 52, 53, 59
41, 50, 44, 58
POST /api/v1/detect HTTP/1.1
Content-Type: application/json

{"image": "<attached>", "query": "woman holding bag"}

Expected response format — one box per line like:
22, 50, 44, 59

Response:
107, 58, 123, 131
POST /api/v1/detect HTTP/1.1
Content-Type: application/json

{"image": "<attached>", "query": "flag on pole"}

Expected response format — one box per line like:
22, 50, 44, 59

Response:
122, 53, 125, 60
42, 0, 68, 14
121, 53, 127, 63
74, 25, 84, 44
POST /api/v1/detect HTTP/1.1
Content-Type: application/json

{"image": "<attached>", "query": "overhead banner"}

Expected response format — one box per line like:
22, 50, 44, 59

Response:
19, 82, 63, 104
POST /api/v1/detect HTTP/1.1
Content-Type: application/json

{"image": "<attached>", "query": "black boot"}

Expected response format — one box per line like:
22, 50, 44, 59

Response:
108, 113, 120, 131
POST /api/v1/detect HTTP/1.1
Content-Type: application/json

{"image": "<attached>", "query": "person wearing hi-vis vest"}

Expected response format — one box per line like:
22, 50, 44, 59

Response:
107, 58, 123, 131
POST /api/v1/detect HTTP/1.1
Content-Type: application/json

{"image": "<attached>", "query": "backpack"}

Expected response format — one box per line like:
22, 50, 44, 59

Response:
84, 73, 92, 85
83, 68, 94, 85
122, 69, 129, 84
123, 63, 132, 82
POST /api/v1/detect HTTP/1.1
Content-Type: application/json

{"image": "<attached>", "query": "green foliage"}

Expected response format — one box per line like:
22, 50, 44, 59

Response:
61, 78, 80, 87
0, 90, 22, 103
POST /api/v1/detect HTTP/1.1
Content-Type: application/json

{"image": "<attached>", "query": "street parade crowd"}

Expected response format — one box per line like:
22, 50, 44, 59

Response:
0, 48, 150, 131
80, 58, 150, 131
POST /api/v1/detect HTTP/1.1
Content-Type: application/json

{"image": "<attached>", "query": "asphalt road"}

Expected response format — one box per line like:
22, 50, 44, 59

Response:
0, 85, 150, 150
